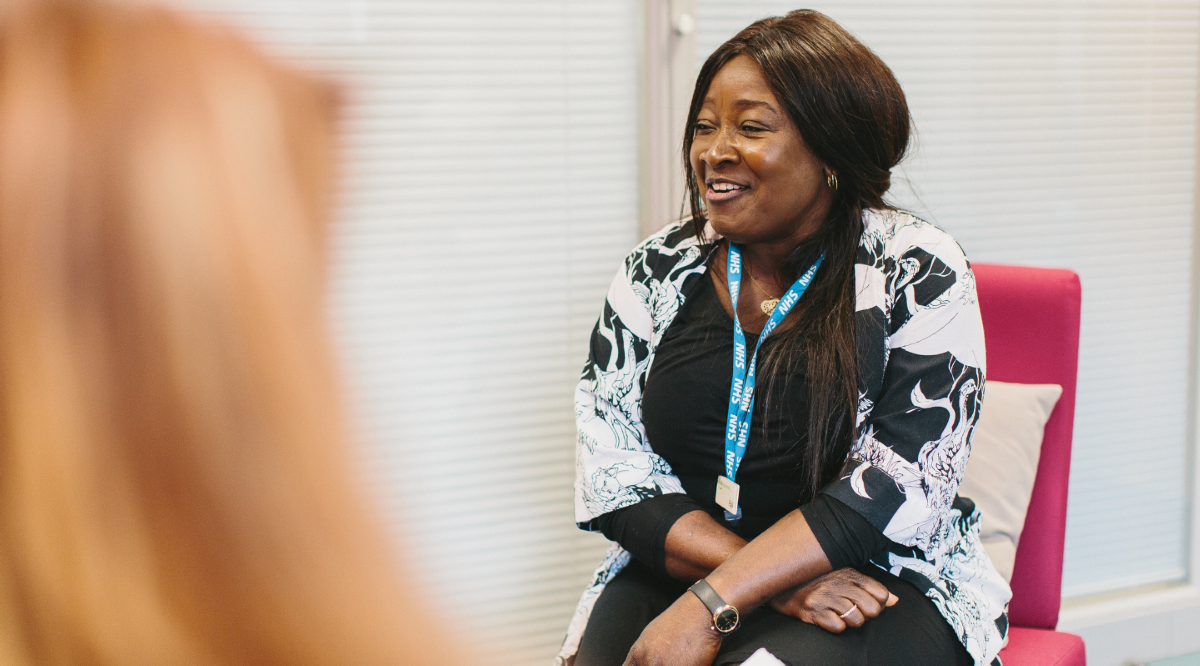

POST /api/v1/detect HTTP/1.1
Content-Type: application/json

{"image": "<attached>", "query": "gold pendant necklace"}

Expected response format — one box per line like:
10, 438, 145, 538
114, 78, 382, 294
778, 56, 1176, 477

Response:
744, 259, 782, 315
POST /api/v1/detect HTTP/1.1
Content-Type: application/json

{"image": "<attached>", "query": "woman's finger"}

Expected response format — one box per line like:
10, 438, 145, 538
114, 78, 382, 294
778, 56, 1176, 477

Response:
838, 569, 899, 609
853, 573, 893, 606
815, 609, 848, 633
835, 601, 867, 628
843, 585, 884, 619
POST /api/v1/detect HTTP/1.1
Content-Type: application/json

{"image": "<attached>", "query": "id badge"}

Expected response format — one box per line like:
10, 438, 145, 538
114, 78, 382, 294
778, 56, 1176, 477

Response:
715, 475, 740, 515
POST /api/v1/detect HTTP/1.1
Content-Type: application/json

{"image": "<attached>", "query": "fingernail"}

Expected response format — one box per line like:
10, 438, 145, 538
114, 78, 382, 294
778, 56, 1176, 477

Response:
886, 593, 899, 606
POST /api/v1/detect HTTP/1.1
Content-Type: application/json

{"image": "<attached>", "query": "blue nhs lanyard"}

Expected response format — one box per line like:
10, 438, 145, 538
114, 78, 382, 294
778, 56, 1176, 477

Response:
720, 244, 823, 517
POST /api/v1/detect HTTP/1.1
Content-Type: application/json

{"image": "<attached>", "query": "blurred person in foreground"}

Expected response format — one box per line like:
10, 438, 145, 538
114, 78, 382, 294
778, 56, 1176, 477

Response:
0, 1, 463, 664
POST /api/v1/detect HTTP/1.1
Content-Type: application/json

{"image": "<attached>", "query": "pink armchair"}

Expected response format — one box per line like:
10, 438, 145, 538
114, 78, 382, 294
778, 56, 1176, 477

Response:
973, 263, 1086, 666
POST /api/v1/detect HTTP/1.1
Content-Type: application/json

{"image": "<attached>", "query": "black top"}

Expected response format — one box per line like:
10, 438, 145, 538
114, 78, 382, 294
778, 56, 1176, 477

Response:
595, 273, 888, 574
643, 273, 812, 531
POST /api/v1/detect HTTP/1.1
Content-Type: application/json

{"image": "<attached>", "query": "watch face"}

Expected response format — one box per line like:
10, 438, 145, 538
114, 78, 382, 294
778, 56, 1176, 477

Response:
713, 606, 739, 634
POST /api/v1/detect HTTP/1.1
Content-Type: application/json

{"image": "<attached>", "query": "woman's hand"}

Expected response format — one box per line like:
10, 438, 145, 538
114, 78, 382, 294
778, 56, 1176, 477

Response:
769, 568, 898, 633
623, 591, 721, 666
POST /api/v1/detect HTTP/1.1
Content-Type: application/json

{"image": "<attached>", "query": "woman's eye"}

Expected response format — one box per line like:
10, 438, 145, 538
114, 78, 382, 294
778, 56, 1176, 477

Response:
693, 122, 715, 134
741, 124, 767, 133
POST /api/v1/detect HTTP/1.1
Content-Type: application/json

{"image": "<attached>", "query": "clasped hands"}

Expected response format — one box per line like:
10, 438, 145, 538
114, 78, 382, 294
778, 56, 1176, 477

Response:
769, 566, 899, 632
622, 568, 898, 666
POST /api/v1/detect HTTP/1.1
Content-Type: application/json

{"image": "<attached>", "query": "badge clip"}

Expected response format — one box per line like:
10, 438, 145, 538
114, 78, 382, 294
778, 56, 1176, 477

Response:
715, 475, 741, 516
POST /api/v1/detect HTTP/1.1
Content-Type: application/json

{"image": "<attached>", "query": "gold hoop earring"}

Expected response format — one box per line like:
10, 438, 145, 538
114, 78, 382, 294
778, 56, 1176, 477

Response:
826, 173, 838, 191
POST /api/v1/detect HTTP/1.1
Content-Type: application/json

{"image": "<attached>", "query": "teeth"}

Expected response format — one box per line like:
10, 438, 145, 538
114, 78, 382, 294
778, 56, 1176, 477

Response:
711, 182, 743, 192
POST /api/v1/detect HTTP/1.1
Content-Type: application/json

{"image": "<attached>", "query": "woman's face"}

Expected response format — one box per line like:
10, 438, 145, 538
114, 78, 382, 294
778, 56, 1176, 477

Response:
690, 55, 832, 248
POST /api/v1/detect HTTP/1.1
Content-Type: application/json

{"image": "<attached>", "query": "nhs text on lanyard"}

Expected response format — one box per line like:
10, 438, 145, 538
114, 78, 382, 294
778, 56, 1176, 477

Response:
716, 244, 824, 520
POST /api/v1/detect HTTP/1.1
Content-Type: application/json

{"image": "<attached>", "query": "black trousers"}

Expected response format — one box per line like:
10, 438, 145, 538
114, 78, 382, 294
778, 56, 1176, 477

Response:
574, 560, 974, 666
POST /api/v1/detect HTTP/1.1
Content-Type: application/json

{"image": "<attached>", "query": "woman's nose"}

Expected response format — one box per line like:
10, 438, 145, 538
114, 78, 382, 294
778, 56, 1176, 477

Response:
702, 127, 738, 167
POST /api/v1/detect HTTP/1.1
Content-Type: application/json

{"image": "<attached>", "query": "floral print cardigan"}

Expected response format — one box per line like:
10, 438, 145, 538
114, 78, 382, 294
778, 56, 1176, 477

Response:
558, 210, 1012, 666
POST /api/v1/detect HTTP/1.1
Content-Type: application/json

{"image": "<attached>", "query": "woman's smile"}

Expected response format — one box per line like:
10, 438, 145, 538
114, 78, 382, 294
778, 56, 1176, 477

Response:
706, 177, 750, 203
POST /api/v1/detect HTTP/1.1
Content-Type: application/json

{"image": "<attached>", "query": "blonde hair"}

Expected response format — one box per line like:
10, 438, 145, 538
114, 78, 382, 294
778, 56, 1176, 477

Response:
0, 2, 454, 664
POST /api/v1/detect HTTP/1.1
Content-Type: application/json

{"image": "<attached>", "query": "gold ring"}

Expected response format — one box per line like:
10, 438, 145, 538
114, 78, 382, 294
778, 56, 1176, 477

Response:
839, 603, 858, 619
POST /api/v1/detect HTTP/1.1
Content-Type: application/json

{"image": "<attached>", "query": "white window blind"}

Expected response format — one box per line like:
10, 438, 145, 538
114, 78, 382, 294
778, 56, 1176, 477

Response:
166, 1, 633, 663
697, 1, 1198, 599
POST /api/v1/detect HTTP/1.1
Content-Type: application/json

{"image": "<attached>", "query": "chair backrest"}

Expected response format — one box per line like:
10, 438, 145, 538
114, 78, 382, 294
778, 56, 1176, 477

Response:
972, 263, 1081, 630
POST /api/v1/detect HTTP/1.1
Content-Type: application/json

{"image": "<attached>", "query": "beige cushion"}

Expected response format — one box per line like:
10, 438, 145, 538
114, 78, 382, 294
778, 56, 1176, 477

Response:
958, 380, 1063, 583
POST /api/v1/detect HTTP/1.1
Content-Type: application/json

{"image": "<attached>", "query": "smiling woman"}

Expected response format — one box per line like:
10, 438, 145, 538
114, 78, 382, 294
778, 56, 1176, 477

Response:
561, 10, 1007, 666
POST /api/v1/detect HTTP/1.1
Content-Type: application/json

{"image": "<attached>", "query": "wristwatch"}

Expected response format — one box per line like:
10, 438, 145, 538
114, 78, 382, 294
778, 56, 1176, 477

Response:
688, 579, 740, 635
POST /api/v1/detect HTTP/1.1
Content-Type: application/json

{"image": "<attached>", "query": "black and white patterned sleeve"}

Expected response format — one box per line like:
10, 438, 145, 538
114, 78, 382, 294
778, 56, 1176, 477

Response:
826, 214, 987, 553
574, 236, 687, 530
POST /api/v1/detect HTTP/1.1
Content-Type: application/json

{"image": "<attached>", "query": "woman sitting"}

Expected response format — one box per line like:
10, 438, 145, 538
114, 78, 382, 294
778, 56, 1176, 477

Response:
560, 10, 1009, 666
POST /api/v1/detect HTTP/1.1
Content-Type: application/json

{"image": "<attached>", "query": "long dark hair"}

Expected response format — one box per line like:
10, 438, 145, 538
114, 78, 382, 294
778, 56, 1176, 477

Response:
683, 10, 911, 499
